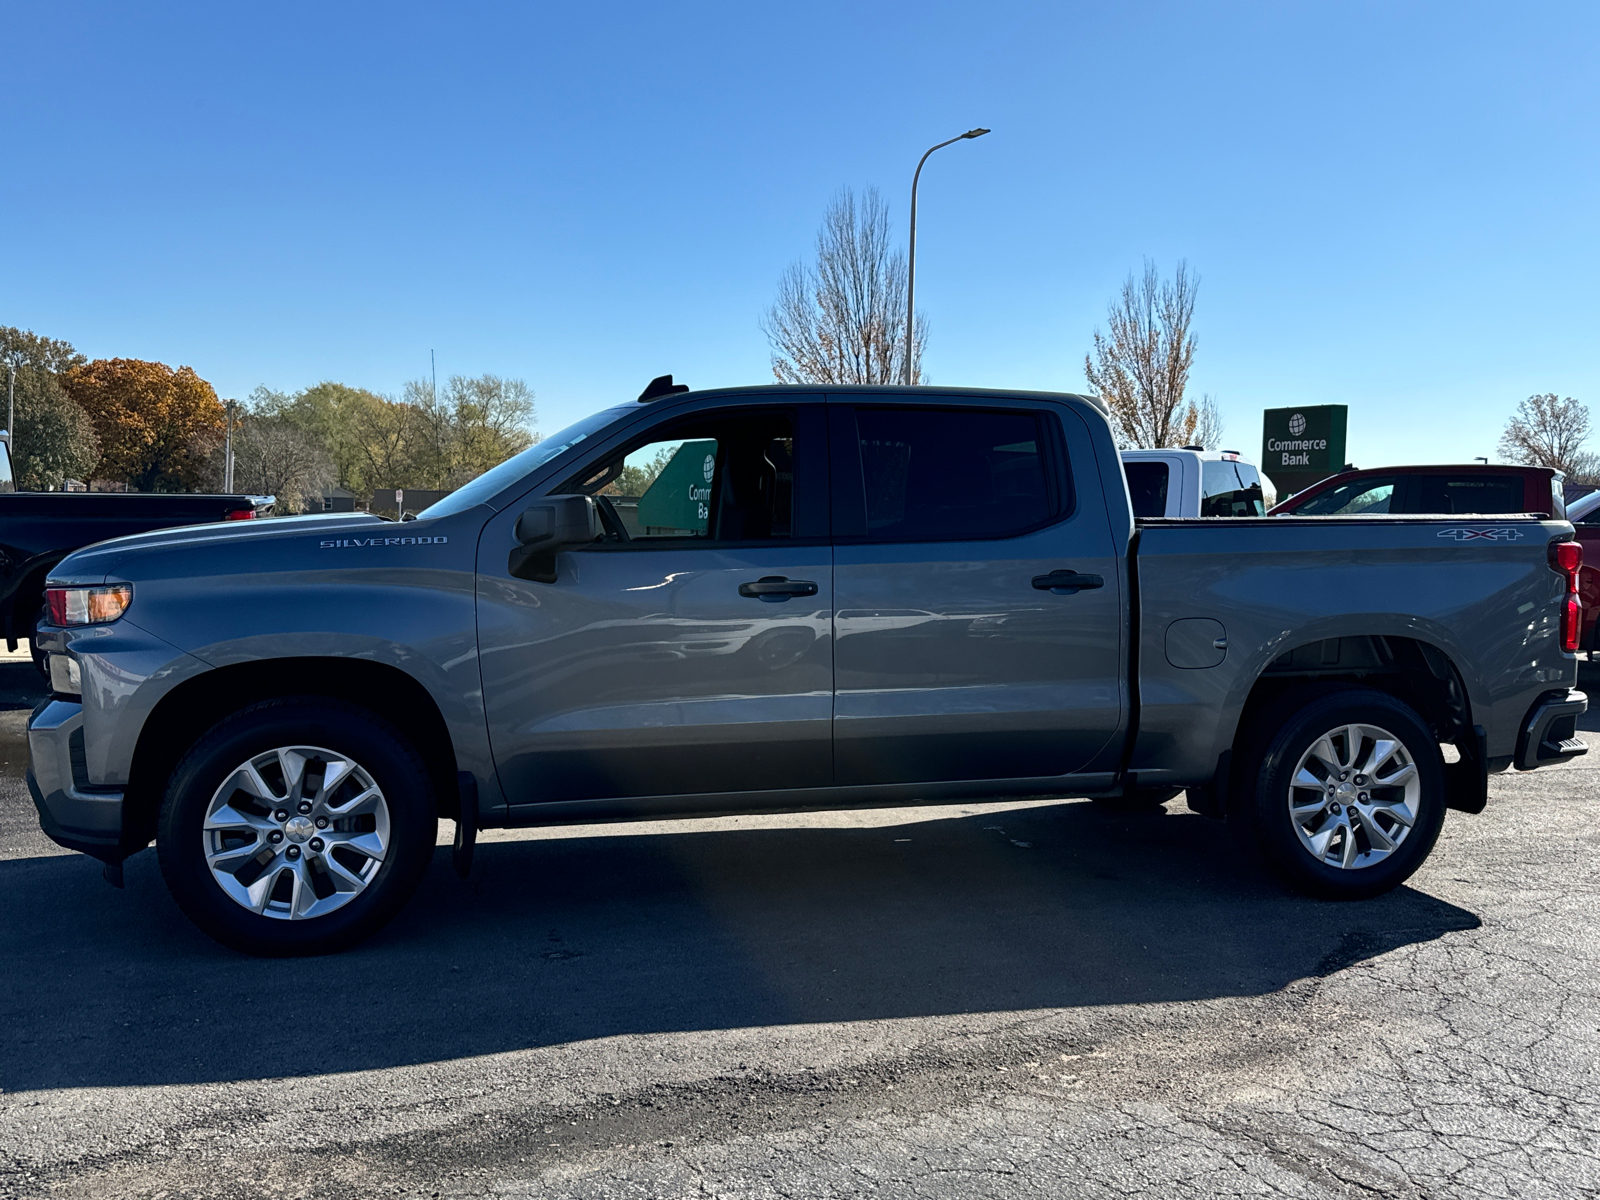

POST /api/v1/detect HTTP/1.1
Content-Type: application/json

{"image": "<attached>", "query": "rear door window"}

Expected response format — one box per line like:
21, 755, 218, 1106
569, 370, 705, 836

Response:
1406, 475, 1527, 515
1200, 460, 1265, 517
845, 407, 1060, 541
1124, 461, 1170, 519
1295, 477, 1396, 515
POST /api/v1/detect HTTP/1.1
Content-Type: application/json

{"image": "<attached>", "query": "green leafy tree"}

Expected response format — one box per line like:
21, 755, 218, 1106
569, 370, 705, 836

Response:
0, 327, 98, 490
252, 381, 385, 493
0, 326, 85, 376
393, 373, 537, 489
5, 365, 99, 490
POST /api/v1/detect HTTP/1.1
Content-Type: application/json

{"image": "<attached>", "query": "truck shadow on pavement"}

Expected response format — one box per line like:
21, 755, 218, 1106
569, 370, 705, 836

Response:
0, 799, 1478, 1093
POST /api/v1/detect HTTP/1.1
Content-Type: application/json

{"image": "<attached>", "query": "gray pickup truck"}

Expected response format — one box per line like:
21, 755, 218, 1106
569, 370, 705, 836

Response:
28, 383, 1588, 955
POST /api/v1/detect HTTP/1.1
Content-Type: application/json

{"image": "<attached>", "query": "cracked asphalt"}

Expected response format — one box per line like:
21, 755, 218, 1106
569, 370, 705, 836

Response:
2, 654, 1598, 1199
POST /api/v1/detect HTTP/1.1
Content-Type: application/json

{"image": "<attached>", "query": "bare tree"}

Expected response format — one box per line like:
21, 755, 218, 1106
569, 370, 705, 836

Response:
231, 414, 335, 514
1499, 393, 1593, 477
762, 188, 926, 385
1084, 260, 1222, 449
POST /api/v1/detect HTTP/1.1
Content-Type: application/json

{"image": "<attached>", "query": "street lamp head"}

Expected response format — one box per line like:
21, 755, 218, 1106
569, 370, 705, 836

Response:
962, 128, 991, 139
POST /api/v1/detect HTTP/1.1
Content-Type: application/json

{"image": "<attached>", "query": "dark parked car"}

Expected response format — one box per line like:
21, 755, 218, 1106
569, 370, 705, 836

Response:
0, 437, 271, 657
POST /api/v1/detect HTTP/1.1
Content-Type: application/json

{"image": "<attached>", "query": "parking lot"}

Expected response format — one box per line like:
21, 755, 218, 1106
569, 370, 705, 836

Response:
0, 653, 1596, 1199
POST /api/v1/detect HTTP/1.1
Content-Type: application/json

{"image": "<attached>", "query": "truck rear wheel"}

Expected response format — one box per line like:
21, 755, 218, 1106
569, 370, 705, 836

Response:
156, 698, 437, 955
1240, 688, 1446, 899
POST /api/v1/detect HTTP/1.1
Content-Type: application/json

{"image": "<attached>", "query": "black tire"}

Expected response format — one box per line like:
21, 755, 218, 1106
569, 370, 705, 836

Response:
1237, 687, 1446, 900
157, 698, 438, 956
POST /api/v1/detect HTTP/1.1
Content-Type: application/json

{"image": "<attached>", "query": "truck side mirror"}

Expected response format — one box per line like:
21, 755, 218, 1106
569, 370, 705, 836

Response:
509, 494, 600, 583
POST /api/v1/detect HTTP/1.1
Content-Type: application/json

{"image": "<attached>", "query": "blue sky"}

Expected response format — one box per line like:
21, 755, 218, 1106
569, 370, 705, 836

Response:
3, 1, 1596, 468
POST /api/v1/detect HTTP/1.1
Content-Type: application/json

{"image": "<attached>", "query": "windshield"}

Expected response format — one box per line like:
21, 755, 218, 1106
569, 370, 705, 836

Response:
416, 404, 634, 520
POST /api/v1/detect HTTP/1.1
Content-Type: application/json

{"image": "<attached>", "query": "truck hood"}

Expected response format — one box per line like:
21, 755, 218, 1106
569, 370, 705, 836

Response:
49, 512, 388, 582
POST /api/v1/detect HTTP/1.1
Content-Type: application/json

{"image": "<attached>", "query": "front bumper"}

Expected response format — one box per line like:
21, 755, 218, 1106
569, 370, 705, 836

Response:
1515, 688, 1589, 771
27, 698, 126, 861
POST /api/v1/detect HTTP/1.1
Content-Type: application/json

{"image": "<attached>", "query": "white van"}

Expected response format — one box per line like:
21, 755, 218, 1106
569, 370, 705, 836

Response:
1120, 447, 1267, 519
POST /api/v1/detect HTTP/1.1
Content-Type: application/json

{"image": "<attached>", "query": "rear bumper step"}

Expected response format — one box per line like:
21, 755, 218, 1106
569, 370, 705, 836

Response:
1516, 689, 1589, 770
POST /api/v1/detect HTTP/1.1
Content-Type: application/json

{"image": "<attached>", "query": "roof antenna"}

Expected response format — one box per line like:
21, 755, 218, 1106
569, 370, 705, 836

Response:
637, 374, 690, 403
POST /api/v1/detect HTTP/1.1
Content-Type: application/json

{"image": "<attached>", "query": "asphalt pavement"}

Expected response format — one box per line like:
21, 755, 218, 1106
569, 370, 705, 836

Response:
1, 657, 1597, 1198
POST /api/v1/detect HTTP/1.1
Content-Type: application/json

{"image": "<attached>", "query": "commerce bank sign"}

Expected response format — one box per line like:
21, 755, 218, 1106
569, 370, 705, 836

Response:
1261, 405, 1348, 498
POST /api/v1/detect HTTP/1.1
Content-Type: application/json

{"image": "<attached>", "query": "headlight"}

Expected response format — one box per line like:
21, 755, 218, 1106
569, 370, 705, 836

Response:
45, 583, 132, 626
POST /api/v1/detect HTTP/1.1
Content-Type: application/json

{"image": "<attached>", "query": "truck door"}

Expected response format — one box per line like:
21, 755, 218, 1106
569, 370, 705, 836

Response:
828, 398, 1124, 785
475, 401, 833, 805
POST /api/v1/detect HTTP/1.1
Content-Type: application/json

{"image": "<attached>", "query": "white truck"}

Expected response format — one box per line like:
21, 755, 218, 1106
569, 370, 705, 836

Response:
1120, 447, 1267, 518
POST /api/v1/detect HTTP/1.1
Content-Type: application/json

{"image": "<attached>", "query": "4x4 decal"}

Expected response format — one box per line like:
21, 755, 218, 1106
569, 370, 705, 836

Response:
1436, 527, 1526, 542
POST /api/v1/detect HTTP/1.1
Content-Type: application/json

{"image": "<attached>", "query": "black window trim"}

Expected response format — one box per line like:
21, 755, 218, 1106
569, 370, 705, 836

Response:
828, 401, 1074, 544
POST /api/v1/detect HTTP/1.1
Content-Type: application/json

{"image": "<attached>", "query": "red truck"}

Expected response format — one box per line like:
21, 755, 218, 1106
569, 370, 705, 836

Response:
1271, 463, 1600, 650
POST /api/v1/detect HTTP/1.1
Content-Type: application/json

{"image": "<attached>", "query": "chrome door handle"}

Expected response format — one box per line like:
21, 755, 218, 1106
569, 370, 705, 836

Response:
1032, 569, 1104, 595
738, 576, 819, 601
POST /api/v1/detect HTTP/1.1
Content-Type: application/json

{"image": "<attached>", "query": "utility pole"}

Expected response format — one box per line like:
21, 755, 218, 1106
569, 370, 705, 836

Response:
224, 400, 237, 492
431, 350, 437, 402
903, 128, 990, 385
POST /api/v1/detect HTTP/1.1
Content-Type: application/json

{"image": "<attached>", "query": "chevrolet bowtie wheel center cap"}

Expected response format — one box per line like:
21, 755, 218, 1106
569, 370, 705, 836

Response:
284, 816, 316, 843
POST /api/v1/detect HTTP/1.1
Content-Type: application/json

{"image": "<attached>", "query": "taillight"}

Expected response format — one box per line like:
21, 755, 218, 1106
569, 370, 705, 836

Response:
1550, 540, 1583, 653
225, 509, 255, 520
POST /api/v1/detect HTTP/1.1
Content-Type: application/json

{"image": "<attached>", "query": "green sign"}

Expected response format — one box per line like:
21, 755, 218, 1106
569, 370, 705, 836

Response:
637, 439, 717, 535
1261, 405, 1348, 498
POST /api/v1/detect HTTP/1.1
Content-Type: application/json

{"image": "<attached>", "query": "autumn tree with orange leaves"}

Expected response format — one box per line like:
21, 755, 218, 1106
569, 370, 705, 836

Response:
62, 359, 226, 491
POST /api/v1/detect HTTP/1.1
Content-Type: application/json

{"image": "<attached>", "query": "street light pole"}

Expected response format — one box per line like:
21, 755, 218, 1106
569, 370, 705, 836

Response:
903, 128, 990, 385
224, 400, 237, 493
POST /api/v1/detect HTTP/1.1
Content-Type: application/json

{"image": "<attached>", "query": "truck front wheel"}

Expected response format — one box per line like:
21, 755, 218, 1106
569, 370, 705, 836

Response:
1240, 688, 1446, 899
157, 698, 438, 955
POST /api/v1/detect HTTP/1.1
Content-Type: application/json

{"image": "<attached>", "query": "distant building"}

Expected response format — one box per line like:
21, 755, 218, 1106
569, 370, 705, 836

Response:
321, 487, 357, 513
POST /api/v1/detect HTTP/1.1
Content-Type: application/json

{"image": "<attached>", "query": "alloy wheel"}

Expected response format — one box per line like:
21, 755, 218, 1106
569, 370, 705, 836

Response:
1287, 723, 1421, 871
200, 745, 391, 919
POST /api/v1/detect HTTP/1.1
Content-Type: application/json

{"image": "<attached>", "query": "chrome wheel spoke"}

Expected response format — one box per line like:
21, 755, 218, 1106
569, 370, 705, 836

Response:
1305, 825, 1337, 861
327, 784, 383, 818
322, 828, 385, 861
1374, 761, 1416, 788
1370, 797, 1416, 828
201, 743, 390, 922
1292, 766, 1327, 792
206, 839, 264, 874
203, 802, 275, 835
1307, 735, 1345, 777
248, 865, 288, 913
318, 848, 370, 892
318, 757, 359, 802
1356, 808, 1398, 852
